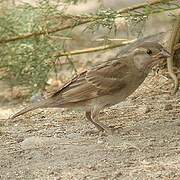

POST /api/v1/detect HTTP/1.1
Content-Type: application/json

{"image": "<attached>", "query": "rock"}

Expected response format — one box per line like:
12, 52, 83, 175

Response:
136, 105, 151, 114
164, 104, 173, 111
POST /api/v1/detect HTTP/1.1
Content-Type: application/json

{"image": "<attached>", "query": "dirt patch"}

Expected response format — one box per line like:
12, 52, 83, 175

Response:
0, 74, 180, 179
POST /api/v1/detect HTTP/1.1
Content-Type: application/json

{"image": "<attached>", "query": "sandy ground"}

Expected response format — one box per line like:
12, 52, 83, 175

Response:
0, 74, 180, 180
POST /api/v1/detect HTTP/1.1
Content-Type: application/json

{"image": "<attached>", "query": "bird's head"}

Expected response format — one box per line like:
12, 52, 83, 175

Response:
132, 42, 171, 72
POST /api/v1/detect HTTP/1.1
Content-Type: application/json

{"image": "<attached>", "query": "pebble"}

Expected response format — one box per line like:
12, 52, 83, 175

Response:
136, 105, 151, 114
164, 104, 173, 111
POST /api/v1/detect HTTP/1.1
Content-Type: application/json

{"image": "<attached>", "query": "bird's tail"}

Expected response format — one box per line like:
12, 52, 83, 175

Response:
10, 98, 56, 119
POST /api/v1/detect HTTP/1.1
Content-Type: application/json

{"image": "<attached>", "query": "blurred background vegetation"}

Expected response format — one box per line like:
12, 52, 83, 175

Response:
0, 0, 69, 94
0, 0, 179, 101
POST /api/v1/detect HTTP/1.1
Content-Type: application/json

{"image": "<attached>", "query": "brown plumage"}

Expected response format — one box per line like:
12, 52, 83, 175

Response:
10, 42, 171, 134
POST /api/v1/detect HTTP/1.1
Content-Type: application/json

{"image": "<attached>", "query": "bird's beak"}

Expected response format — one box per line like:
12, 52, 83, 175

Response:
154, 49, 171, 59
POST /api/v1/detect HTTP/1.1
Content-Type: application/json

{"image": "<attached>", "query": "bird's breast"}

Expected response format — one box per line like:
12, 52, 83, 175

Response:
102, 73, 146, 107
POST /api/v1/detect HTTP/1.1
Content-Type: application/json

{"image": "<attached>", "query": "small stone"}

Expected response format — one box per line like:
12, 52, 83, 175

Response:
97, 137, 104, 144
137, 105, 151, 114
164, 104, 173, 111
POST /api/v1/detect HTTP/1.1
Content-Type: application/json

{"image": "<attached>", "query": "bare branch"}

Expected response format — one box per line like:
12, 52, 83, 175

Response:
52, 39, 136, 57
167, 13, 180, 94
0, 19, 91, 44
116, 0, 173, 14
95, 38, 129, 42
0, 0, 176, 44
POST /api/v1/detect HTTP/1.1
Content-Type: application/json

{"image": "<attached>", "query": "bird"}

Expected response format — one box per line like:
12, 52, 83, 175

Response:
10, 42, 171, 134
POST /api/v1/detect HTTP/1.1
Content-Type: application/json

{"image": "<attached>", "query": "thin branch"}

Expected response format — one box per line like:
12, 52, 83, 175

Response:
0, 19, 91, 44
52, 39, 136, 57
95, 38, 129, 42
116, 0, 173, 14
47, 0, 175, 20
167, 13, 180, 94
0, 0, 176, 44
47, 36, 73, 40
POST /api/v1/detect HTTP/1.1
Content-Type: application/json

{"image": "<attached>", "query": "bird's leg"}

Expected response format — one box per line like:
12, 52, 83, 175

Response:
85, 111, 113, 135
85, 112, 104, 132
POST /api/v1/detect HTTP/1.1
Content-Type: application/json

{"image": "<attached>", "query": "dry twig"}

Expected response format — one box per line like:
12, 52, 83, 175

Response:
0, 19, 92, 44
167, 13, 180, 94
0, 0, 175, 44
52, 39, 136, 57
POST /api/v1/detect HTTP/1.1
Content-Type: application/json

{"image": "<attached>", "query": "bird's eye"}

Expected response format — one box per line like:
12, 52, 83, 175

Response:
147, 49, 152, 55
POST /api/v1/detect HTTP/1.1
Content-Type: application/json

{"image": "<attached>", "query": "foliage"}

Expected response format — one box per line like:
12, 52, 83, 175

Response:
0, 0, 179, 95
0, 0, 67, 93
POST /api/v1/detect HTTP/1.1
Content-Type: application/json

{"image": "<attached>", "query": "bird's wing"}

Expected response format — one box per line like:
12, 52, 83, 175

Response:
52, 58, 131, 104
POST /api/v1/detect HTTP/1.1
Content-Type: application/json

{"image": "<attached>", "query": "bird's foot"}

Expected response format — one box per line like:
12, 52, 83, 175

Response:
103, 126, 122, 135
83, 130, 100, 136
83, 127, 120, 136
103, 128, 117, 135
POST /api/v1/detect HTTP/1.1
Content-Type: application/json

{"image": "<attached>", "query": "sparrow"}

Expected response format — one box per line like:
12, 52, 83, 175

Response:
10, 42, 171, 134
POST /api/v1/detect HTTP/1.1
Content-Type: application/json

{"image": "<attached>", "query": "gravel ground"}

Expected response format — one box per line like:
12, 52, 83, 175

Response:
0, 74, 180, 180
